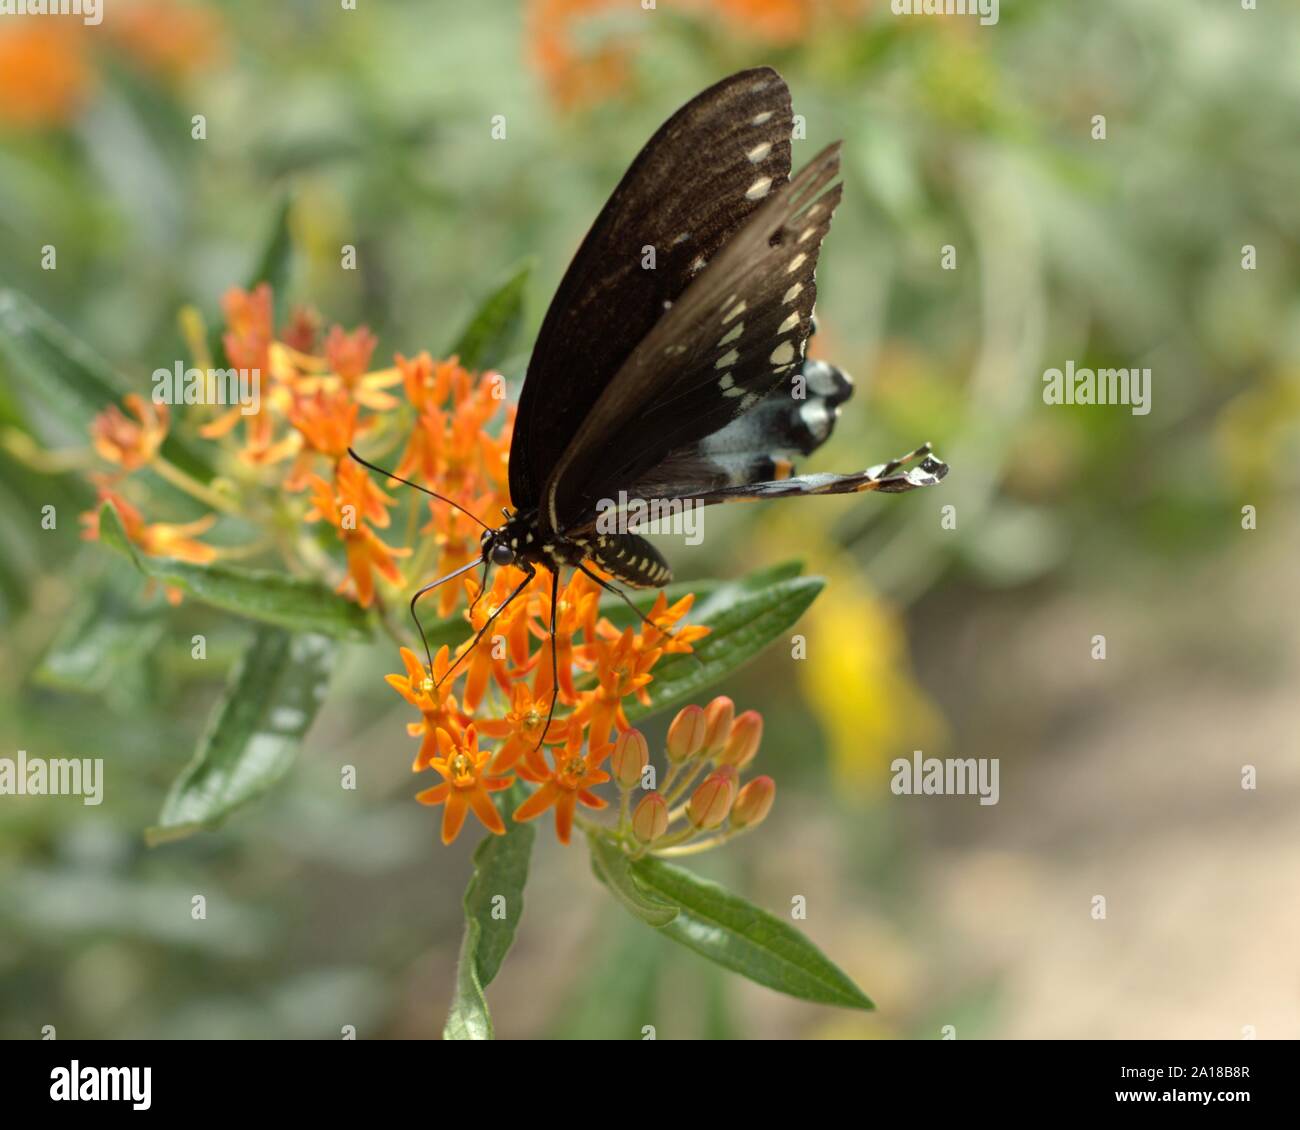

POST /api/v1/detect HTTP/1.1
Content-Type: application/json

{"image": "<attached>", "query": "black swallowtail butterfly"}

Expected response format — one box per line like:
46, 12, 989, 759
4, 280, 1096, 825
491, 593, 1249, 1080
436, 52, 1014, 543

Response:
353, 66, 948, 733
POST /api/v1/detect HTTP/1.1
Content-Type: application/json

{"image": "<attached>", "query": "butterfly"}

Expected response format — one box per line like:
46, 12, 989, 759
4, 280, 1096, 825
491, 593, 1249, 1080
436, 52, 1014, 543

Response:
352, 66, 948, 735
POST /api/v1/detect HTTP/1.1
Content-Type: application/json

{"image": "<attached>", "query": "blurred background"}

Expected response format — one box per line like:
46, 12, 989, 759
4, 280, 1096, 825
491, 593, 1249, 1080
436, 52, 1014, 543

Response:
2, 0, 1299, 1039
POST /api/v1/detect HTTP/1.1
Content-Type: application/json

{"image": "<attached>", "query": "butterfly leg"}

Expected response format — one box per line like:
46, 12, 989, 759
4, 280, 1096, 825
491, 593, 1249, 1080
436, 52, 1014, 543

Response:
409, 558, 483, 677
435, 565, 536, 692
576, 563, 705, 667
466, 558, 491, 619
534, 566, 562, 753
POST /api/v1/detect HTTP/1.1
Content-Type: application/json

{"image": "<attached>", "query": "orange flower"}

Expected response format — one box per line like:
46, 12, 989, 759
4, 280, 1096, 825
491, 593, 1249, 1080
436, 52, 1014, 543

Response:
81, 488, 216, 565
304, 465, 408, 607
106, 0, 227, 83
386, 646, 469, 772
288, 386, 362, 462
280, 306, 321, 354
0, 21, 92, 130
221, 283, 273, 372
90, 394, 169, 470
455, 565, 544, 711
530, 568, 601, 705
577, 625, 663, 748
477, 682, 569, 775
324, 325, 400, 410
513, 726, 611, 844
414, 726, 514, 844
527, 0, 631, 112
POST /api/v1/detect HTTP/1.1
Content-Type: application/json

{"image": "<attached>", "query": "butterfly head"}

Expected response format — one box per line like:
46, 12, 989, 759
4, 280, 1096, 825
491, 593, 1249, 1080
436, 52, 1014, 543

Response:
480, 526, 517, 567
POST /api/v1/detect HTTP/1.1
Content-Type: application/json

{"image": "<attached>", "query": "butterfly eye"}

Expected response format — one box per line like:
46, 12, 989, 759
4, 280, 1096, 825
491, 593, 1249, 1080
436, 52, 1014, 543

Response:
490, 541, 515, 567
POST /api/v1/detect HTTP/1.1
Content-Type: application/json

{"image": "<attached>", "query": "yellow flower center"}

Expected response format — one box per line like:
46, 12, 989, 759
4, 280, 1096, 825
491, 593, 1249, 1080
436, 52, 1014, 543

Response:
450, 753, 475, 785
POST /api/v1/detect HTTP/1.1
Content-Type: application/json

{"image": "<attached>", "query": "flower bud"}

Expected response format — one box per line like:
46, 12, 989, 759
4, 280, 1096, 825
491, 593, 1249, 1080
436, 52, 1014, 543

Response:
719, 710, 763, 767
687, 767, 737, 829
632, 792, 669, 843
666, 704, 707, 762
702, 695, 734, 756
730, 776, 775, 829
611, 728, 649, 788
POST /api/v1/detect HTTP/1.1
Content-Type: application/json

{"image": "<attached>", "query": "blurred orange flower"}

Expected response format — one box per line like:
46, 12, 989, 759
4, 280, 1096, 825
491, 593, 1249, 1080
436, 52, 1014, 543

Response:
90, 394, 169, 471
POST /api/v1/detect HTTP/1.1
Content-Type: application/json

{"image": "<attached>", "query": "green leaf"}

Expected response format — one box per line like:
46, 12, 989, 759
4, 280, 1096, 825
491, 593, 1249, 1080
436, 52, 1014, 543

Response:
449, 261, 531, 371
623, 573, 825, 724
97, 501, 371, 640
444, 783, 535, 1040
0, 289, 126, 428
0, 288, 216, 479
146, 627, 335, 844
628, 856, 874, 1011
588, 832, 679, 927
32, 571, 167, 713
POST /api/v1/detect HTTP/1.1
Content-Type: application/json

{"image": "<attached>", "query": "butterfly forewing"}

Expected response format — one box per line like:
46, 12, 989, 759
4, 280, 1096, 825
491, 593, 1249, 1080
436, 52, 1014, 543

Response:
510, 67, 794, 517
544, 142, 844, 531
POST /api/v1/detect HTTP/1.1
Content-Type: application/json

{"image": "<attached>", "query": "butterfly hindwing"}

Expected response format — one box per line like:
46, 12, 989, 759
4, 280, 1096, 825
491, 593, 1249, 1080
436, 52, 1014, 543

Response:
617, 358, 855, 502
510, 67, 794, 516
544, 143, 845, 532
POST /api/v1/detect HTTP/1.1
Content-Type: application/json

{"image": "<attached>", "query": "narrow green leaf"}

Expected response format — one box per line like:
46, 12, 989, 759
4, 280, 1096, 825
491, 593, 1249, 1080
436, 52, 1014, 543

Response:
588, 832, 679, 927
146, 628, 335, 844
629, 856, 874, 1011
444, 783, 535, 1040
0, 289, 125, 427
98, 501, 371, 640
449, 261, 531, 371
624, 574, 825, 724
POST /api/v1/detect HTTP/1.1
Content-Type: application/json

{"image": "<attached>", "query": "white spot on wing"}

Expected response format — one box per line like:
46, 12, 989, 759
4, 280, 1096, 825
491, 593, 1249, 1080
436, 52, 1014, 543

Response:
722, 299, 747, 323
752, 110, 773, 125
770, 340, 795, 365
783, 282, 803, 303
747, 141, 773, 163
745, 176, 773, 200
786, 253, 807, 275
715, 349, 739, 369
718, 322, 743, 346
778, 311, 800, 334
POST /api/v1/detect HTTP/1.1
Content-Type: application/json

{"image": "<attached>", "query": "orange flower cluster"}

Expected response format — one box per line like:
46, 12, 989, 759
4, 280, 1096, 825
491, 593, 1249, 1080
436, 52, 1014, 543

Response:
385, 568, 712, 845
75, 281, 774, 853
80, 282, 510, 613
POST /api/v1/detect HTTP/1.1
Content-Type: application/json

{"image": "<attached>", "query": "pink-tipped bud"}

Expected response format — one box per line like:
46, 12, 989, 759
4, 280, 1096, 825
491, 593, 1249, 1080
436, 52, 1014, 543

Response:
702, 696, 735, 756
730, 776, 775, 829
666, 704, 707, 762
611, 728, 649, 789
719, 710, 763, 767
687, 767, 738, 830
632, 792, 669, 843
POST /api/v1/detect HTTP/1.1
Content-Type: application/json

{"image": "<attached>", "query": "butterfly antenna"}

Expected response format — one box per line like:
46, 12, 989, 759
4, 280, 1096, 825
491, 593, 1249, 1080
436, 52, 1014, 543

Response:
348, 447, 492, 531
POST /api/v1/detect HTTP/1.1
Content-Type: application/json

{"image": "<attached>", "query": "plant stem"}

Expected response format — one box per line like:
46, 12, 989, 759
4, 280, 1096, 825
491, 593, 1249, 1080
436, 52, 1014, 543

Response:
152, 457, 240, 515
